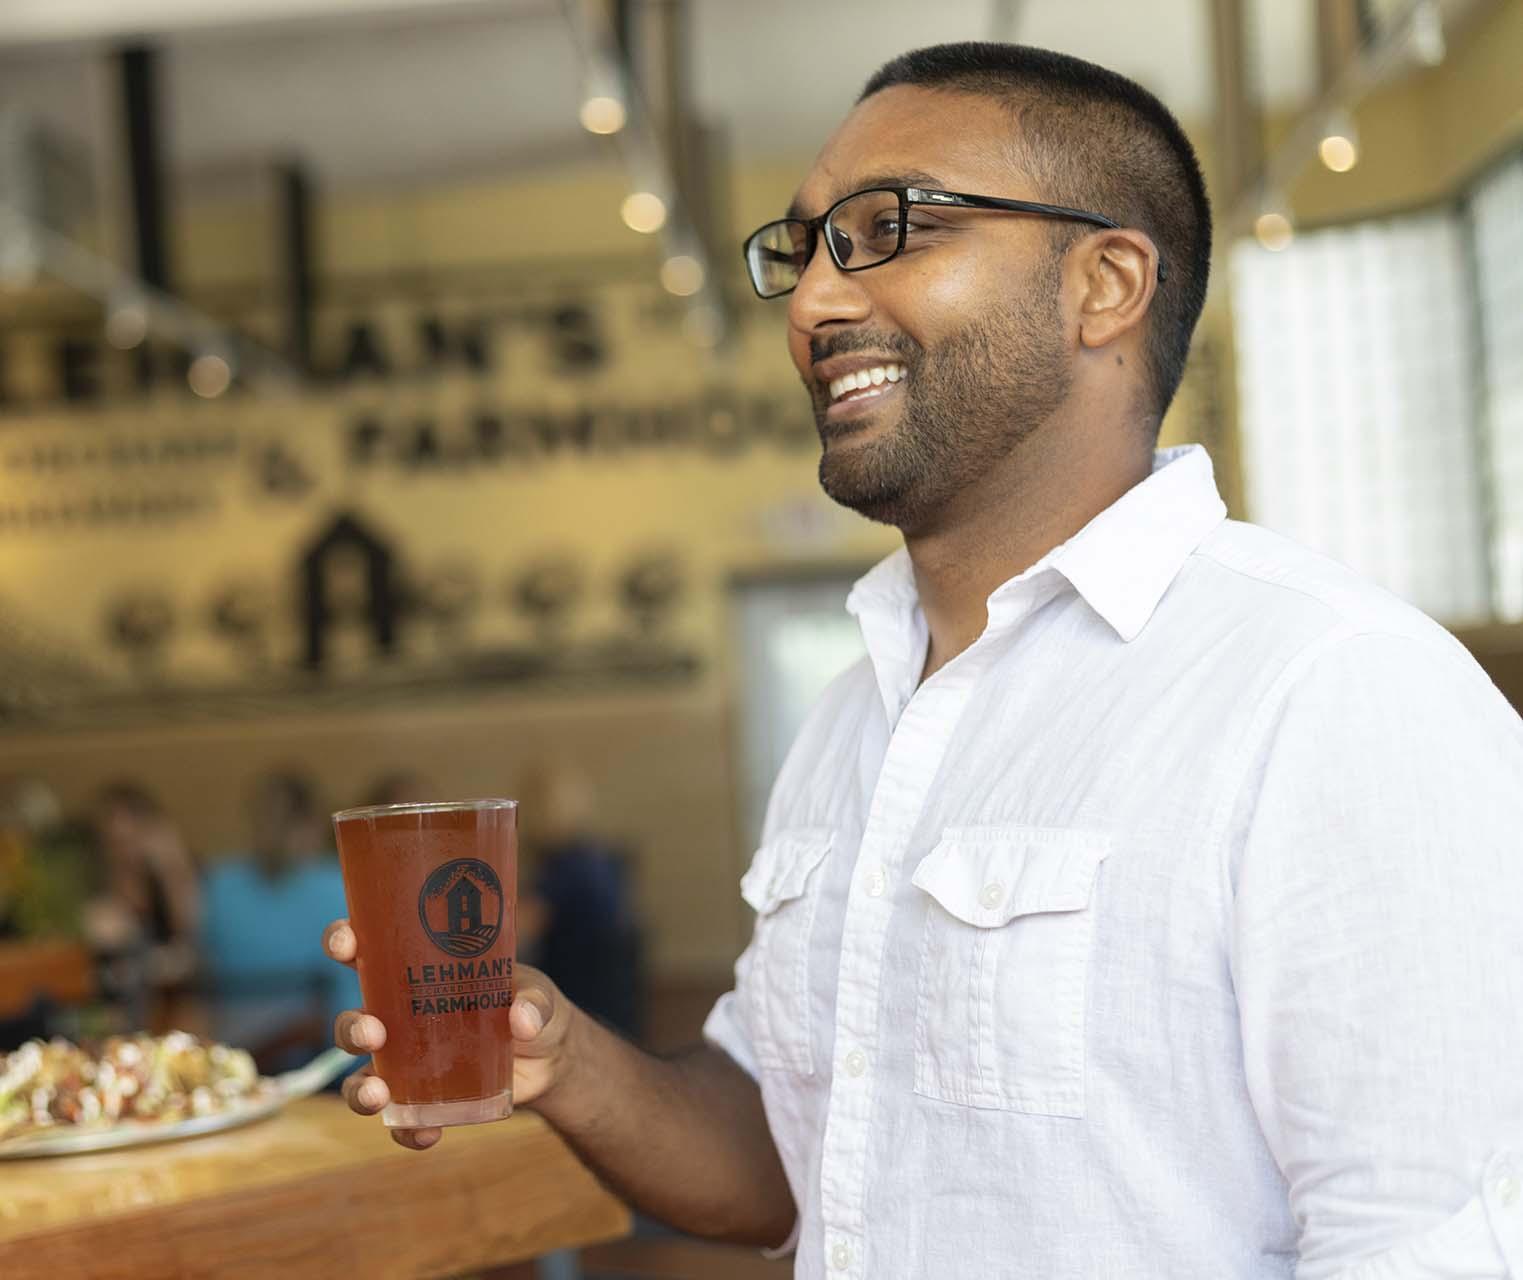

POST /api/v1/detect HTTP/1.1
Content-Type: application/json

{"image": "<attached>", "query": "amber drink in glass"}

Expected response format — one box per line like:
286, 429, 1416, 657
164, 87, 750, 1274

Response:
332, 799, 517, 1128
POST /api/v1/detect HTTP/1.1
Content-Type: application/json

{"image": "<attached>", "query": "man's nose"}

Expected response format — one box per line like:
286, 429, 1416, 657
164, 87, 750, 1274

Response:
788, 234, 872, 337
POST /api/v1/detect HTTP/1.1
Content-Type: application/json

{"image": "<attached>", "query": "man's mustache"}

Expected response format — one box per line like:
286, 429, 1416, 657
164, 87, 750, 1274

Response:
808, 332, 920, 367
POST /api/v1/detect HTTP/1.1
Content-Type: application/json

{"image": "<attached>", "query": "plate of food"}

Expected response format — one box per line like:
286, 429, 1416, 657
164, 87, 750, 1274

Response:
0, 1031, 356, 1158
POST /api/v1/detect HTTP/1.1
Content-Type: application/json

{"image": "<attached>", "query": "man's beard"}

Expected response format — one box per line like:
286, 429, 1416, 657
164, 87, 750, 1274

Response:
810, 256, 1071, 534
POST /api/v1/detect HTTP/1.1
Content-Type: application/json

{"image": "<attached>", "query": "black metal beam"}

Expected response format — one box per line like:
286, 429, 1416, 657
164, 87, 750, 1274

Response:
118, 44, 172, 293
279, 163, 315, 376
612, 0, 635, 65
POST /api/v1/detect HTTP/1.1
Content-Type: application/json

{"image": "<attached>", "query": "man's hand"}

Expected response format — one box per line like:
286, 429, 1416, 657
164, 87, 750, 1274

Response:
322, 916, 793, 1246
322, 917, 575, 1150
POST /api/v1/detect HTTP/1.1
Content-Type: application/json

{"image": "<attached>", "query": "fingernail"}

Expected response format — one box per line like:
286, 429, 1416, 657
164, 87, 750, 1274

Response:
359, 1080, 385, 1108
333, 926, 354, 953
521, 1002, 544, 1035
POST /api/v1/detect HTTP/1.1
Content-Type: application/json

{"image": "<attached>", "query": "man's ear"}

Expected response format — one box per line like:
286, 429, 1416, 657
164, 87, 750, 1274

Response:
1074, 229, 1159, 351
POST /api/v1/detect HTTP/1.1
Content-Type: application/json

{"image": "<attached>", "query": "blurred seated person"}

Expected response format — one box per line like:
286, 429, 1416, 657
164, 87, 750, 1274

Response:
1, 776, 59, 940
0, 777, 95, 1047
362, 769, 436, 808
1, 776, 99, 942
200, 771, 361, 1071
87, 781, 200, 1025
518, 761, 645, 1041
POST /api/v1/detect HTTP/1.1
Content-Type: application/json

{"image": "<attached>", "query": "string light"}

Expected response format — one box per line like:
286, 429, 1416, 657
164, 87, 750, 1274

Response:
1318, 112, 1360, 173
188, 352, 233, 398
580, 95, 627, 135
563, 2, 728, 341
1236, 0, 1451, 252
659, 253, 705, 296
620, 191, 667, 233
1254, 209, 1294, 252
105, 297, 150, 349
578, 58, 627, 136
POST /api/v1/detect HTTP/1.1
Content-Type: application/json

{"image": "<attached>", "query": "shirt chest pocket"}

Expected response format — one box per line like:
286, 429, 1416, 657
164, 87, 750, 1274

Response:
740, 828, 832, 1075
910, 826, 1110, 1118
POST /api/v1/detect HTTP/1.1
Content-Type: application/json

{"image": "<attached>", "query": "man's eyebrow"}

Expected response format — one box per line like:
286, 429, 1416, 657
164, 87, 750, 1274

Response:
784, 170, 945, 222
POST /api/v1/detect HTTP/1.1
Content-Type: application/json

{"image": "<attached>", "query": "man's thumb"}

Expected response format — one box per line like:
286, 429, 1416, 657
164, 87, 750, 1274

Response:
511, 982, 555, 1043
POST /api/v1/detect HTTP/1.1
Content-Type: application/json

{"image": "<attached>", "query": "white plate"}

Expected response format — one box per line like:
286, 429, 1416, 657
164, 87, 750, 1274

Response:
0, 1047, 357, 1160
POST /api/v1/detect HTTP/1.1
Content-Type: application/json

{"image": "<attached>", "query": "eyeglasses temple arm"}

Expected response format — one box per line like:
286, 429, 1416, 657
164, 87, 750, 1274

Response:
907, 190, 1167, 281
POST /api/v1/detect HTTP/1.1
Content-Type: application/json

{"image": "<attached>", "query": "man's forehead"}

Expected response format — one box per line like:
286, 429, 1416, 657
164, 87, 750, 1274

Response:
786, 85, 1028, 219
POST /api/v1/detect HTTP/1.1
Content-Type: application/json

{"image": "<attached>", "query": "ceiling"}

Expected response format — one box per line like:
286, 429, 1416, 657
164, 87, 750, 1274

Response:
0, 0, 1324, 189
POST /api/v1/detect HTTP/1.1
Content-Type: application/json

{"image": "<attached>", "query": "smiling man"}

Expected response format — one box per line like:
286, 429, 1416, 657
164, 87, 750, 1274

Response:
326, 44, 1523, 1279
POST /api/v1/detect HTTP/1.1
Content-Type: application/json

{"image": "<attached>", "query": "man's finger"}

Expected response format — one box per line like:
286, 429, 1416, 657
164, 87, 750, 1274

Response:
391, 1127, 442, 1150
340, 1067, 390, 1116
334, 1010, 387, 1055
322, 919, 357, 967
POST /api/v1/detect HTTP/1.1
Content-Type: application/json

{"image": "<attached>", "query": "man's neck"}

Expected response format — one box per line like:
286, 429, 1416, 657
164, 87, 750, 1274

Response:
906, 422, 1153, 683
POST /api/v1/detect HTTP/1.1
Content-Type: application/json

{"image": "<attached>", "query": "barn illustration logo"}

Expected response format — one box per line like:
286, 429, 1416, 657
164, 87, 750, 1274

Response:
417, 858, 504, 958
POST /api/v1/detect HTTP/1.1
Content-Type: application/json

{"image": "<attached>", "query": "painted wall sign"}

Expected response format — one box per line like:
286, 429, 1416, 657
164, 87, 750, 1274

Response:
0, 271, 887, 730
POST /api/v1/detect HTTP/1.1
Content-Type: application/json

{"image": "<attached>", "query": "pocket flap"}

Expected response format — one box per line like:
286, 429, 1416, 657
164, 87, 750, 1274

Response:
911, 826, 1111, 927
740, 829, 833, 915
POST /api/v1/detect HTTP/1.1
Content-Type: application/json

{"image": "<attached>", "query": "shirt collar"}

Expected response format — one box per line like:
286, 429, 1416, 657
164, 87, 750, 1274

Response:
845, 545, 927, 723
847, 444, 1227, 650
1041, 443, 1227, 642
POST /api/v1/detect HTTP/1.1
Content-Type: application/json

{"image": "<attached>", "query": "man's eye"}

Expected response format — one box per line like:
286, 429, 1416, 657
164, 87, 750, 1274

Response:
869, 216, 902, 239
879, 217, 941, 238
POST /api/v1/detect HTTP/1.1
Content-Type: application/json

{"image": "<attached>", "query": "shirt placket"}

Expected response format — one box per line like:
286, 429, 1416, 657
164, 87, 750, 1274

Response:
816, 662, 987, 1279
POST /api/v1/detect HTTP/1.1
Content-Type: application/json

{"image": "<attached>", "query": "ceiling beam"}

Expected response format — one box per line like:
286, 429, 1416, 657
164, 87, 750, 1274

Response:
1317, 0, 1364, 94
1208, 0, 1265, 211
118, 43, 173, 293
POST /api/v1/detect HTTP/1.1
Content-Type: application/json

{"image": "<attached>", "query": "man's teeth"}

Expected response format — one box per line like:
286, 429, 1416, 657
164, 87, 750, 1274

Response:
828, 364, 908, 403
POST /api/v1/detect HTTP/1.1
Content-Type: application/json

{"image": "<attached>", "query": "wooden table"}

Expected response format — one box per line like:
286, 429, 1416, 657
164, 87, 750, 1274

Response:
0, 1097, 631, 1279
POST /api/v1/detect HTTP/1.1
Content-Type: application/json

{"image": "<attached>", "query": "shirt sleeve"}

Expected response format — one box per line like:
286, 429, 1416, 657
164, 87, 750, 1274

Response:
702, 985, 761, 1083
1230, 630, 1523, 1279
702, 909, 801, 1259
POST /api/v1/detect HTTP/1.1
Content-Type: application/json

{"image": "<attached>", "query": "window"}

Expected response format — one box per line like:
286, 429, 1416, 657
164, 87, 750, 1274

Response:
730, 575, 867, 852
1468, 150, 1523, 621
1232, 208, 1491, 625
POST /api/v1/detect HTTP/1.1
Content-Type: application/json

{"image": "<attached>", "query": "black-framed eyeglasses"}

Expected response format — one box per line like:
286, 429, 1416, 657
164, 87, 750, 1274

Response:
742, 185, 1162, 299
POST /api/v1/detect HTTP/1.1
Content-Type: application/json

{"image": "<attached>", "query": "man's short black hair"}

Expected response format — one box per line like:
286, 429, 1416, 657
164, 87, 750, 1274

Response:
860, 43, 1212, 427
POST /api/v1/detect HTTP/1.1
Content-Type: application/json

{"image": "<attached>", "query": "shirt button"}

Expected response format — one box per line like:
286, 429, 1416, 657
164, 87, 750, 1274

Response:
978, 881, 1005, 910
865, 867, 887, 898
831, 1242, 851, 1270
844, 1049, 867, 1077
1496, 1174, 1520, 1207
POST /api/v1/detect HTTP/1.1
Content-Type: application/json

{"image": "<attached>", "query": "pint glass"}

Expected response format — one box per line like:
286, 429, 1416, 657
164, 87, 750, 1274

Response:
332, 798, 517, 1128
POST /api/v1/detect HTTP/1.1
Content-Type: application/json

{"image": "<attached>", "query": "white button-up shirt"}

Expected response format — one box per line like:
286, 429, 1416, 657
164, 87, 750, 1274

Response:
704, 445, 1523, 1279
